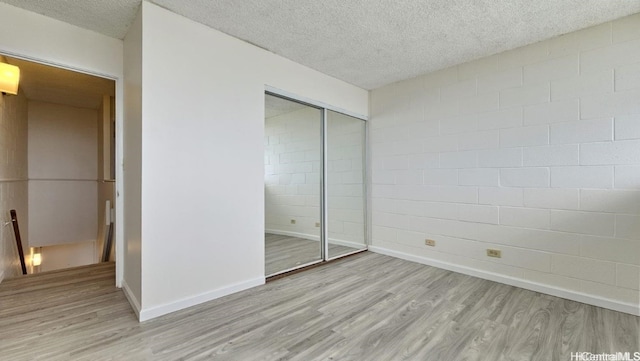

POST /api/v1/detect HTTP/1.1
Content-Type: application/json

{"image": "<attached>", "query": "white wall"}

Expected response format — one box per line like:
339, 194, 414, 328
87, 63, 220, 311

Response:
122, 7, 143, 313
28, 101, 98, 250
0, 3, 123, 79
370, 13, 640, 315
136, 2, 367, 320
0, 82, 28, 281
0, 1, 125, 285
38, 241, 96, 272
265, 107, 322, 238
28, 102, 98, 181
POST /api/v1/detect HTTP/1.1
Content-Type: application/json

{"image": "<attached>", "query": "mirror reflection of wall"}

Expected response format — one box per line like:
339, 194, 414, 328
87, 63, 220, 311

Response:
264, 94, 322, 275
327, 110, 366, 258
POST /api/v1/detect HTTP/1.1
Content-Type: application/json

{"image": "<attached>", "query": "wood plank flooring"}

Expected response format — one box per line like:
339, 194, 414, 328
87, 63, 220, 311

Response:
1, 252, 638, 360
265, 233, 358, 275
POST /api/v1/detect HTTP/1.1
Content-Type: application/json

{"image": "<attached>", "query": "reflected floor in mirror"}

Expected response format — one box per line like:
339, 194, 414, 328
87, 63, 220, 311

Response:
265, 233, 359, 276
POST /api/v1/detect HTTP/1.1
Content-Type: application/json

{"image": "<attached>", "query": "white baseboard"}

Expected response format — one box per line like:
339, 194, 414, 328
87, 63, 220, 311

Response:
138, 277, 265, 322
328, 238, 367, 249
369, 246, 640, 316
266, 229, 319, 242
266, 229, 365, 250
121, 279, 141, 319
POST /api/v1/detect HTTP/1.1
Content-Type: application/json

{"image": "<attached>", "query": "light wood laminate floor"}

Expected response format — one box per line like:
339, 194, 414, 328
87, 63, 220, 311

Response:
265, 233, 359, 275
1, 253, 638, 360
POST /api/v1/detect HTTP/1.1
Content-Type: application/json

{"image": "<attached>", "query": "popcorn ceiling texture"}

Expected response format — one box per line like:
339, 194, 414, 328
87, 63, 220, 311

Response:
0, 0, 140, 40
1, 0, 639, 89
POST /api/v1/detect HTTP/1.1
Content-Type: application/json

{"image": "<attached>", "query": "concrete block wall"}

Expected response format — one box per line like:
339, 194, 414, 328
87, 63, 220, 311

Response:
265, 107, 367, 247
327, 111, 366, 246
0, 89, 28, 282
265, 107, 323, 238
369, 13, 640, 314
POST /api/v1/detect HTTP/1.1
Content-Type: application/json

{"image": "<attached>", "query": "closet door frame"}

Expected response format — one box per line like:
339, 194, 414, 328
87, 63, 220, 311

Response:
265, 88, 368, 275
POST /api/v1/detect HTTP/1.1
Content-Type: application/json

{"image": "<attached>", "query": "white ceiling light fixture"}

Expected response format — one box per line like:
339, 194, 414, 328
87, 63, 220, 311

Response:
0, 62, 20, 95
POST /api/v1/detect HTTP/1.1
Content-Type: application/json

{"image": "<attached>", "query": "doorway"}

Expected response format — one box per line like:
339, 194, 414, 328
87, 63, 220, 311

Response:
0, 55, 116, 275
264, 92, 367, 277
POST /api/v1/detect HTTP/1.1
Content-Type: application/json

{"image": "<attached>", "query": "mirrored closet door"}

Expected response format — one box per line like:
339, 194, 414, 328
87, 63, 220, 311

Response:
264, 94, 323, 276
264, 93, 367, 277
326, 110, 367, 259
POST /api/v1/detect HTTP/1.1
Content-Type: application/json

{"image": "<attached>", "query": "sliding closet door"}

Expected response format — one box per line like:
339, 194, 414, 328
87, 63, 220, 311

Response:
326, 110, 367, 259
264, 94, 323, 276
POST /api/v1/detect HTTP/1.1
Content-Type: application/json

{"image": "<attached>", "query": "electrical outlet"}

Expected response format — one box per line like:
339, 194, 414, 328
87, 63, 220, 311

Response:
315, 222, 320, 227
486, 249, 502, 258
425, 239, 436, 247
290, 219, 296, 224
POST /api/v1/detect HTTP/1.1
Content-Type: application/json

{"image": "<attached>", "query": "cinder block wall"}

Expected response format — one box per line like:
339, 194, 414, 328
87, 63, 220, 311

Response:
265, 107, 323, 238
265, 107, 366, 246
370, 13, 640, 314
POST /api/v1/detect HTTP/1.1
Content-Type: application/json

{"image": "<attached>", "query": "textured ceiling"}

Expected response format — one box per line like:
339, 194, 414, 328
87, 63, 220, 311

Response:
2, 0, 640, 89
0, 0, 140, 39
5, 56, 115, 109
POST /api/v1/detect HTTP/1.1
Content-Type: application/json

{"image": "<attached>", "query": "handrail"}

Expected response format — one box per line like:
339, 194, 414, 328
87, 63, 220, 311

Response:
101, 200, 114, 262
28, 178, 99, 181
25, 178, 115, 182
10, 210, 27, 275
